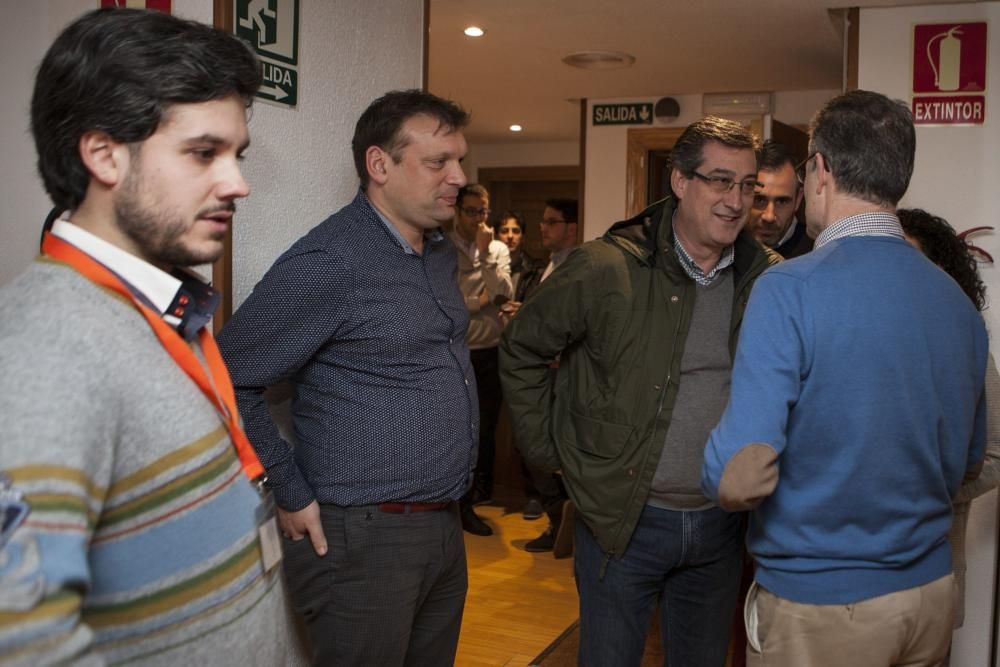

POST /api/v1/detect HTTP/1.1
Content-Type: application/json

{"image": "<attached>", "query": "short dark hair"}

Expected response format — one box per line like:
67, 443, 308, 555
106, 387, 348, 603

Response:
352, 89, 469, 190
808, 90, 915, 207
759, 140, 797, 175
457, 184, 489, 207
544, 198, 578, 224
898, 208, 986, 312
494, 211, 524, 233
670, 116, 760, 181
31, 8, 261, 212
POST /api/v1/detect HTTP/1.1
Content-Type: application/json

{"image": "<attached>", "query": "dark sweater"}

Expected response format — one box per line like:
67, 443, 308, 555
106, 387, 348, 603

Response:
774, 222, 814, 259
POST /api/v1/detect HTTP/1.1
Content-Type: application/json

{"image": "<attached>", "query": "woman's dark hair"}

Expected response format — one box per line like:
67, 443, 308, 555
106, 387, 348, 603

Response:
494, 211, 524, 233
898, 208, 986, 312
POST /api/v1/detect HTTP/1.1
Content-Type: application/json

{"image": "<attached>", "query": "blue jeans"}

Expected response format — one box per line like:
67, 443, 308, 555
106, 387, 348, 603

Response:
575, 504, 743, 667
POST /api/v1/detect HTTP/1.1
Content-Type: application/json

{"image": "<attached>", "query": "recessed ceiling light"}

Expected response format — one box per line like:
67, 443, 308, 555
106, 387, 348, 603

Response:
464, 26, 485, 37
509, 124, 523, 132
562, 50, 636, 70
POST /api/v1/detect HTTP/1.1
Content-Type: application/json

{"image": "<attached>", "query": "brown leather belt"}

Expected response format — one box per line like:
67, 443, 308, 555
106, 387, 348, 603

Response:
377, 501, 451, 514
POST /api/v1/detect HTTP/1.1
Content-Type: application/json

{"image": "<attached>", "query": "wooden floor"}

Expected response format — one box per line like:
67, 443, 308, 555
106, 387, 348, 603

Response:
455, 497, 579, 667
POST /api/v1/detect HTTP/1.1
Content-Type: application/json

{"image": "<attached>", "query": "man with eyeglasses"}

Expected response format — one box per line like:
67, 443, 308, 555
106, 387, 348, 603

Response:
747, 140, 813, 259
538, 198, 580, 281
501, 117, 774, 666
702, 90, 987, 667
451, 183, 514, 535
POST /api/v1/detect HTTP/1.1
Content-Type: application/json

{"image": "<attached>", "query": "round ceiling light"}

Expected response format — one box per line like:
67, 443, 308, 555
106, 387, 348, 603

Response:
464, 26, 485, 37
562, 50, 636, 70
509, 124, 523, 132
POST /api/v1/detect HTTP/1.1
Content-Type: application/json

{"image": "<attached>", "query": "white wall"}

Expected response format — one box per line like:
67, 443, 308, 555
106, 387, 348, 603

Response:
0, 4, 43, 286
859, 5, 1000, 666
581, 90, 839, 242
772, 89, 842, 127
463, 140, 579, 183
233, 1, 423, 303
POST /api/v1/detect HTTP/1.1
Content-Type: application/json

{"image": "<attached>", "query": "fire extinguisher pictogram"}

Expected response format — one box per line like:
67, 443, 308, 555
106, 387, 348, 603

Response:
927, 26, 963, 92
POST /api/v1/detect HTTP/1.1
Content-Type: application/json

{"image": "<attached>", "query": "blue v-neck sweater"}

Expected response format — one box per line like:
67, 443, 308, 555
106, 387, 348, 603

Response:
703, 234, 988, 604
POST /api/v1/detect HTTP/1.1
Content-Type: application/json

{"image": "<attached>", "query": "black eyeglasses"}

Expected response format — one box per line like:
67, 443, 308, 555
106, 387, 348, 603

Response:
461, 207, 491, 218
690, 171, 759, 196
796, 152, 828, 182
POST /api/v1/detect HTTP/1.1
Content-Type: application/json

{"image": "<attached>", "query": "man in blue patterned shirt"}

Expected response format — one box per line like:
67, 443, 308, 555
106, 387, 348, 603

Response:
218, 90, 478, 666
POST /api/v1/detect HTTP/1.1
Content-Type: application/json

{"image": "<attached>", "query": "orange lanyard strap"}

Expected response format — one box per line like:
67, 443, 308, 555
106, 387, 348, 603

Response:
41, 232, 265, 483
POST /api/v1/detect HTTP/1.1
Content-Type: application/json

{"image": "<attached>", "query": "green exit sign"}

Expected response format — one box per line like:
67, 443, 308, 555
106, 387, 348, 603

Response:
593, 103, 653, 126
235, 0, 300, 108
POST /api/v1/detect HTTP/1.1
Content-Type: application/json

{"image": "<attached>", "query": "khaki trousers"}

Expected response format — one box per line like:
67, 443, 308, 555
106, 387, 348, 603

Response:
745, 574, 955, 667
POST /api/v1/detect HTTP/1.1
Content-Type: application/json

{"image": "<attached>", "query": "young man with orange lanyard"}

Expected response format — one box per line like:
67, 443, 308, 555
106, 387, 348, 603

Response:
0, 9, 304, 665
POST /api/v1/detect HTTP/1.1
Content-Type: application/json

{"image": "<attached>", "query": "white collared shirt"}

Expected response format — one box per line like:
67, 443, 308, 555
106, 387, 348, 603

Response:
540, 247, 574, 283
775, 216, 799, 248
51, 219, 184, 324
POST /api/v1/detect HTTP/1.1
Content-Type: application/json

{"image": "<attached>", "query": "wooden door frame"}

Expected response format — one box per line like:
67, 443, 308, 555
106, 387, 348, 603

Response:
625, 128, 685, 217
847, 7, 859, 91
212, 0, 234, 334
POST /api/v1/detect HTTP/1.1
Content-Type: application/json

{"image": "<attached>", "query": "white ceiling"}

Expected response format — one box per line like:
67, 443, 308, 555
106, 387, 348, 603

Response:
427, 0, 975, 144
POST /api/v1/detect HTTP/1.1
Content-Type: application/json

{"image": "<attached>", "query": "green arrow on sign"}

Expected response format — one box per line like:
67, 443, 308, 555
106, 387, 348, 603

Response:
258, 59, 298, 107
235, 0, 299, 108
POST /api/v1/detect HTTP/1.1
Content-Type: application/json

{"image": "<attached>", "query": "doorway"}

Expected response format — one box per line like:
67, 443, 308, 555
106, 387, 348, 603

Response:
625, 128, 685, 217
476, 164, 579, 499
479, 165, 581, 264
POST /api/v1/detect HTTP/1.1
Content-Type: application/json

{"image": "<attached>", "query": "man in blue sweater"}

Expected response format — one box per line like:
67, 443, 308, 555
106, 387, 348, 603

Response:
701, 90, 988, 666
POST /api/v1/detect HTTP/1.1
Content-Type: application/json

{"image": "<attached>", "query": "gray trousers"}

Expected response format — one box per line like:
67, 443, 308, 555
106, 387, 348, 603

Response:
281, 502, 468, 666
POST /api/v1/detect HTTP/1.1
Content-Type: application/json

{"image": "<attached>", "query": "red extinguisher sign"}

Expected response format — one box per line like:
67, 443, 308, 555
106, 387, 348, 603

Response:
912, 22, 988, 126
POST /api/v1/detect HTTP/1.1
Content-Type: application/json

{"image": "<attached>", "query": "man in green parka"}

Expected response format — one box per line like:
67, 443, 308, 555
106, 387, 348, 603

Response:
499, 116, 775, 667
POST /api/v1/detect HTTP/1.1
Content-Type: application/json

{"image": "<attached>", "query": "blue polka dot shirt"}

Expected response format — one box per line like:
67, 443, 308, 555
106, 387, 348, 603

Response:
219, 191, 478, 511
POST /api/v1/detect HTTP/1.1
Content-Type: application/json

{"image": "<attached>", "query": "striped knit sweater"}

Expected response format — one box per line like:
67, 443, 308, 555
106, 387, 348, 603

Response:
0, 260, 306, 666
